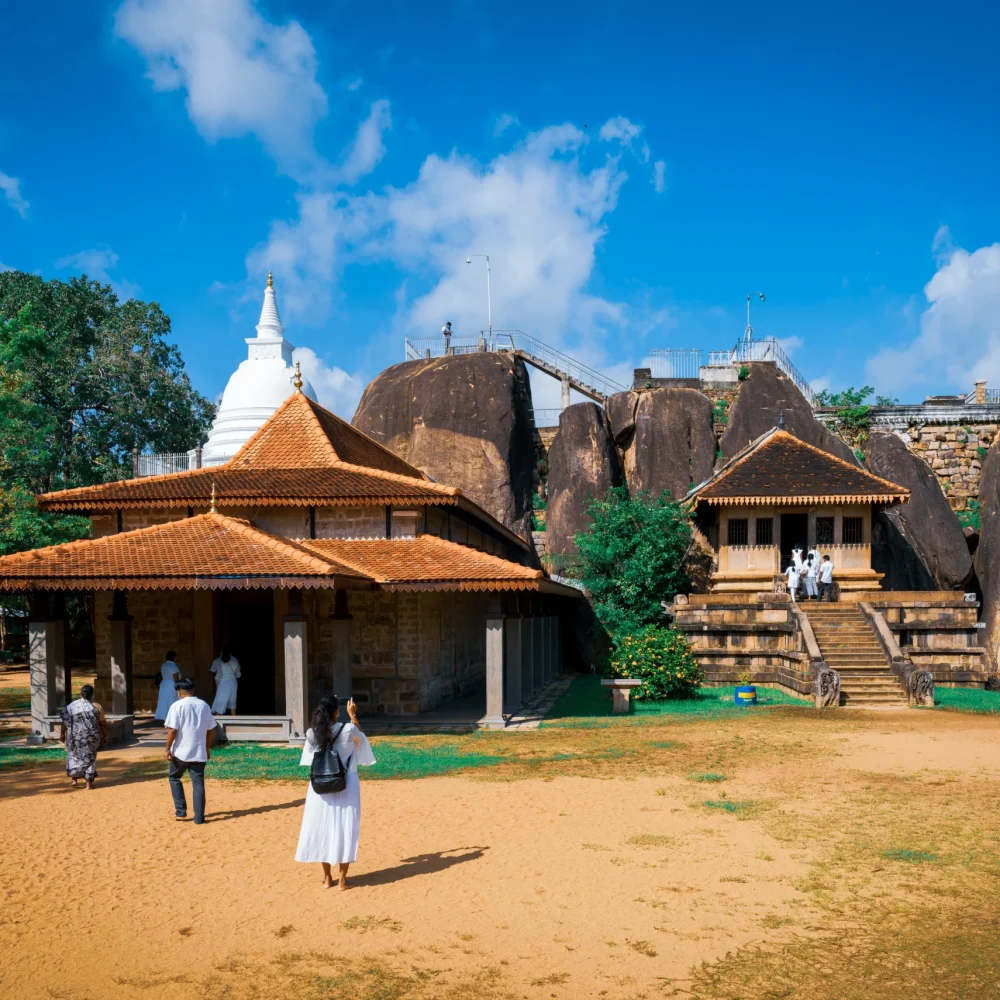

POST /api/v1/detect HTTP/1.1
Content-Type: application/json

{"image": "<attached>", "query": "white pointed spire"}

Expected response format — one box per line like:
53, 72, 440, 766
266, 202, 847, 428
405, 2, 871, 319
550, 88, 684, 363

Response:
256, 271, 285, 338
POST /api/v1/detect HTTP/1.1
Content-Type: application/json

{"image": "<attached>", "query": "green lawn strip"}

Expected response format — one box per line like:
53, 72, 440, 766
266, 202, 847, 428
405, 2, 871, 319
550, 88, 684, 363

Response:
541, 674, 807, 727
932, 687, 1000, 715
0, 687, 30, 713
0, 745, 64, 769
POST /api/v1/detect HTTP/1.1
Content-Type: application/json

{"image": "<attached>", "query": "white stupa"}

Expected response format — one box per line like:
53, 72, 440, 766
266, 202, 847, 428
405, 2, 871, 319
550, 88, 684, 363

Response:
202, 273, 317, 465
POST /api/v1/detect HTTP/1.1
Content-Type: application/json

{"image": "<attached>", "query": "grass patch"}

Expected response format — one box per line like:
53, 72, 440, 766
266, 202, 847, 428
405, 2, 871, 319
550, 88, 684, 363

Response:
933, 687, 1000, 716
881, 848, 940, 864
704, 798, 757, 818
0, 745, 64, 770
626, 834, 674, 848
541, 674, 807, 727
531, 972, 570, 986
342, 915, 403, 934
274, 924, 295, 939
687, 771, 727, 783
627, 939, 658, 957
0, 686, 29, 713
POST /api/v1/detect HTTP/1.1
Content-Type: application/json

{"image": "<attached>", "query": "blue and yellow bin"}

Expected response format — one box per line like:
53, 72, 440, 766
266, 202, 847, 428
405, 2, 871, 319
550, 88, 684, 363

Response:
734, 685, 757, 706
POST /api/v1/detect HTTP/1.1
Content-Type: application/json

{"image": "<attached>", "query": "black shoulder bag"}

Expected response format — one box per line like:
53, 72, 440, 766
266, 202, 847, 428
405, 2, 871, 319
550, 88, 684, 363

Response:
309, 723, 353, 794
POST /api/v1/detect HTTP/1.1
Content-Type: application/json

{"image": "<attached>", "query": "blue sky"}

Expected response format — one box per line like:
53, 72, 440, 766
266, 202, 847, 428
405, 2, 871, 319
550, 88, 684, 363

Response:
2, 0, 999, 415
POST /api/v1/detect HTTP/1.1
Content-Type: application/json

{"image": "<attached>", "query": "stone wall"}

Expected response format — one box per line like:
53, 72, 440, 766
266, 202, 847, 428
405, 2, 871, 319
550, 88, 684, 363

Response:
905, 423, 999, 512
315, 506, 387, 538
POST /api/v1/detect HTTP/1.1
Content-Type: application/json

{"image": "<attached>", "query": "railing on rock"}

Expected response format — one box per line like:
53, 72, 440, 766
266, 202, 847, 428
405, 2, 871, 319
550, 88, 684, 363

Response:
713, 336, 815, 404
645, 348, 703, 380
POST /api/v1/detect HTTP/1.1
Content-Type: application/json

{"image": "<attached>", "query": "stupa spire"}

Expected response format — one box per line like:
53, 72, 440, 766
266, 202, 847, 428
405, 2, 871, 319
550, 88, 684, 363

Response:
256, 271, 284, 339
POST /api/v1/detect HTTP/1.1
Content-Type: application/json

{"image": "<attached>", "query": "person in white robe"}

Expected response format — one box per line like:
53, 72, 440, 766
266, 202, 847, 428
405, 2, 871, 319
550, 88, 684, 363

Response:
792, 547, 804, 572
296, 694, 376, 890
154, 650, 180, 721
784, 561, 801, 602
803, 555, 820, 600
210, 647, 241, 715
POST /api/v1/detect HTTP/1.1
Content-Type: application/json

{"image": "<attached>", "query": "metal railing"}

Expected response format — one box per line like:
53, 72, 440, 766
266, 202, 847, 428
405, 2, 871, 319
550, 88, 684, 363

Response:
965, 387, 1000, 405
645, 348, 703, 380
404, 330, 628, 401
713, 336, 815, 404
530, 408, 563, 427
132, 450, 234, 477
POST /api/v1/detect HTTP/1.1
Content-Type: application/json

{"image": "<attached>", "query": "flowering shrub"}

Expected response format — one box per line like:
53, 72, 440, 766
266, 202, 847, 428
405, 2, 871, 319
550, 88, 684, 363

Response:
608, 625, 703, 701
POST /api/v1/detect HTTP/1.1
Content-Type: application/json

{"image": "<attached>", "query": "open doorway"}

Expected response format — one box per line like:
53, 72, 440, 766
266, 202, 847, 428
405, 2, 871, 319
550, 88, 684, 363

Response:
216, 591, 276, 715
780, 513, 808, 571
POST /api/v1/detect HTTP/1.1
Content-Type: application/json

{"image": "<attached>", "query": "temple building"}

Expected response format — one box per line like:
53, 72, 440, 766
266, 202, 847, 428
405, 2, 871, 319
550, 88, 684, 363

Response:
4, 383, 576, 742
202, 273, 317, 465
687, 428, 910, 593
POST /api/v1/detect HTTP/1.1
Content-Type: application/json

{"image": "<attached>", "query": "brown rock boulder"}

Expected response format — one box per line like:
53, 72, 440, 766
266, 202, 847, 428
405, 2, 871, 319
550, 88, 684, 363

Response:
605, 388, 716, 500
720, 363, 857, 464
545, 403, 622, 564
975, 445, 1000, 666
864, 431, 972, 591
352, 353, 535, 536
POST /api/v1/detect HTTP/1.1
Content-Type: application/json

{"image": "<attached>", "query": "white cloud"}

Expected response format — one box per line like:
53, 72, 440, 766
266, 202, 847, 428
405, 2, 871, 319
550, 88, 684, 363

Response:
0, 171, 29, 218
652, 159, 666, 194
55, 246, 141, 299
777, 335, 804, 354
866, 237, 1000, 394
599, 115, 642, 145
114, 0, 328, 178
346, 77, 363, 92
0, 262, 13, 272
337, 99, 392, 184
292, 346, 364, 417
493, 113, 518, 137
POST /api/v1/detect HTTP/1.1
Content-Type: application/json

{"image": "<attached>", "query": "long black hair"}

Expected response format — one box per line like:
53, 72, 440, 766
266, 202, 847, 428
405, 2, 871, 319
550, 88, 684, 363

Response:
311, 695, 340, 749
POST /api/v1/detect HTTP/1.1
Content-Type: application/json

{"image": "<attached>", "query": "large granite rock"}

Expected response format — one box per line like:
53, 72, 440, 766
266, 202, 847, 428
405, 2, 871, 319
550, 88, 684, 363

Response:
864, 431, 973, 591
975, 444, 1000, 666
352, 353, 535, 536
545, 403, 622, 563
719, 363, 857, 464
605, 388, 716, 500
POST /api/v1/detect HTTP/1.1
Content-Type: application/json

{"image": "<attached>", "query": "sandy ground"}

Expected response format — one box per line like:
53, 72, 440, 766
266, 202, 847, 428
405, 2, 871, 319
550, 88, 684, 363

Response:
2, 710, 1000, 1000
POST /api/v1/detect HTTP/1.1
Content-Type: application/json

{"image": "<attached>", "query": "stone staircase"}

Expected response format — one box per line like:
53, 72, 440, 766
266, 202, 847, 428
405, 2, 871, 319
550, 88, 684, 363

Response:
804, 604, 908, 706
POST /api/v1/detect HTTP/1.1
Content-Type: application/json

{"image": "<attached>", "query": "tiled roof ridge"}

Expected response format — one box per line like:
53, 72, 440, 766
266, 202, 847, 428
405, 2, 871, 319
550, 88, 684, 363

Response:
328, 459, 460, 496
691, 428, 909, 501
293, 393, 342, 464
226, 392, 307, 467
412, 534, 543, 578
37, 464, 215, 503
297, 539, 389, 582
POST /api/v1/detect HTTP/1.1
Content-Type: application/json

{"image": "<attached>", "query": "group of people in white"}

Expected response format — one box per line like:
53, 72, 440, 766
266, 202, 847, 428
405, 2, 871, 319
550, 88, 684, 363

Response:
783, 546, 835, 602
154, 648, 375, 887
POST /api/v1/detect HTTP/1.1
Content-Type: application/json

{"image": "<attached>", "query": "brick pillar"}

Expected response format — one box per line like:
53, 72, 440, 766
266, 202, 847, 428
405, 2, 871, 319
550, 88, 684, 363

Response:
504, 616, 522, 714
975, 380, 987, 404
329, 590, 353, 702
108, 591, 133, 716
28, 596, 68, 743
283, 588, 309, 738
484, 596, 506, 728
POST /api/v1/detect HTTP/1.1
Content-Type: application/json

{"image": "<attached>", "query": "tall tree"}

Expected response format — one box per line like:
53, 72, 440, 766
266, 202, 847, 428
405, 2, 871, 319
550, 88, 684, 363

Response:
0, 271, 215, 553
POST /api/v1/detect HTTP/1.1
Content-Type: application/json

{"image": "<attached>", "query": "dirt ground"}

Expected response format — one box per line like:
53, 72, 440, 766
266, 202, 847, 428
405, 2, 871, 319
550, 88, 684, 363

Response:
2, 708, 1000, 1000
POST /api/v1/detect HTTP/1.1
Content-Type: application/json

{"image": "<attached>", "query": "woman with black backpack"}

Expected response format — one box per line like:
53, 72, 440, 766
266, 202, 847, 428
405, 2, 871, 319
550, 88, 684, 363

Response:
295, 695, 376, 889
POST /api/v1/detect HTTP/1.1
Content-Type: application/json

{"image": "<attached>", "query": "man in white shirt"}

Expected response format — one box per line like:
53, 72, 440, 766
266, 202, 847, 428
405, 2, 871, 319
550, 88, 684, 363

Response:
164, 678, 217, 824
441, 321, 452, 353
818, 555, 835, 602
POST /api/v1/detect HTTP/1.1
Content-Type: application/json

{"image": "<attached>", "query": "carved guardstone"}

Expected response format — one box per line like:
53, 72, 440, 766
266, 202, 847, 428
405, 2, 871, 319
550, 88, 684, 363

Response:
816, 668, 841, 708
907, 670, 935, 707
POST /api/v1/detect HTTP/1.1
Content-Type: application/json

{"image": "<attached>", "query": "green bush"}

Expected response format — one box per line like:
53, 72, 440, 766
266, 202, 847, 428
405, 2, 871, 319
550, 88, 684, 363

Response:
738, 365, 749, 381
608, 625, 703, 700
531, 492, 547, 511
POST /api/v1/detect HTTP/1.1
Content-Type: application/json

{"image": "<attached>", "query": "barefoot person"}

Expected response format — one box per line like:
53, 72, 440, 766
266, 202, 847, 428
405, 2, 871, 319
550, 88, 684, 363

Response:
210, 646, 241, 716
60, 684, 107, 789
296, 695, 376, 889
154, 650, 180, 721
164, 677, 216, 824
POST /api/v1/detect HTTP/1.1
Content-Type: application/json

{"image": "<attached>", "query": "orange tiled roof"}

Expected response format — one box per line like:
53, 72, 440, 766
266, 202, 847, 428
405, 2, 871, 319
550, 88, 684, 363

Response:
688, 429, 910, 506
0, 513, 369, 591
303, 536, 544, 591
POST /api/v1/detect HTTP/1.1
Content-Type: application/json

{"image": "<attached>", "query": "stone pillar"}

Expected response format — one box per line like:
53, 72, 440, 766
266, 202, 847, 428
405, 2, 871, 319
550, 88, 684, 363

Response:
484, 597, 506, 728
329, 590, 353, 702
551, 616, 561, 677
108, 591, 134, 716
533, 615, 545, 690
520, 609, 534, 698
975, 380, 987, 404
504, 616, 522, 714
561, 375, 571, 410
283, 588, 309, 737
28, 605, 67, 743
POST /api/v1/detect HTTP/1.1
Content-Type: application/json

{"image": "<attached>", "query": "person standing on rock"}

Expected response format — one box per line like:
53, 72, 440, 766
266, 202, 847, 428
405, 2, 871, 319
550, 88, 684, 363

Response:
441, 321, 452, 354
819, 555, 835, 601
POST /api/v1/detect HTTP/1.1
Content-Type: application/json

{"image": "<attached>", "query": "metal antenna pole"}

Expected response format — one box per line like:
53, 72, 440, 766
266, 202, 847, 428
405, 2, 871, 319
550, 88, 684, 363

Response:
485, 255, 492, 349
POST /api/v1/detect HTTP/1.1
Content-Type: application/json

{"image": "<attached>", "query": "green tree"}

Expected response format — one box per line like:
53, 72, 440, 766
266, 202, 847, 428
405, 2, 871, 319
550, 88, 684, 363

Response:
573, 486, 692, 636
0, 271, 214, 553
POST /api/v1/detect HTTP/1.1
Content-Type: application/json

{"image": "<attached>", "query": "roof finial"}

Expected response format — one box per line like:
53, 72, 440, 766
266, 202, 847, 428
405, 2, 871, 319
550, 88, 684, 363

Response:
267, 270, 273, 289
293, 360, 303, 392
209, 483, 217, 513
778, 408, 786, 431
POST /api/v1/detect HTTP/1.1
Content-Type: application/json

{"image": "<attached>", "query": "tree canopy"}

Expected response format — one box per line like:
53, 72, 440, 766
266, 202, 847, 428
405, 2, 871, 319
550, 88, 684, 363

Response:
0, 271, 215, 554
573, 485, 692, 637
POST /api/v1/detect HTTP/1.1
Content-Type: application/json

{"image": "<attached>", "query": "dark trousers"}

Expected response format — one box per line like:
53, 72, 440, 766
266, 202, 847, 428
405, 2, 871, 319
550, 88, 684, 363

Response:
819, 581, 833, 602
168, 758, 207, 823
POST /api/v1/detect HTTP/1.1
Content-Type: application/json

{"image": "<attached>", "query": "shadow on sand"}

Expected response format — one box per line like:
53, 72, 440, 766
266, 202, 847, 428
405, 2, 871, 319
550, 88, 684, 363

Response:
349, 847, 489, 887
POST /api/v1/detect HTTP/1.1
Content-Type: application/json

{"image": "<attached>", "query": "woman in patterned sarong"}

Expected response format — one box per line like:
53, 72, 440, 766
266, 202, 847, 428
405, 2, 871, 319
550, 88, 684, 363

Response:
60, 685, 107, 789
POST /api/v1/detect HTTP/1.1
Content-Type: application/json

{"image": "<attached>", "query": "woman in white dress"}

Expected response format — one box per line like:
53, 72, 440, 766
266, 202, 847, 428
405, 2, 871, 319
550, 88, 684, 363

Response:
154, 650, 181, 721
296, 695, 376, 890
210, 646, 241, 715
